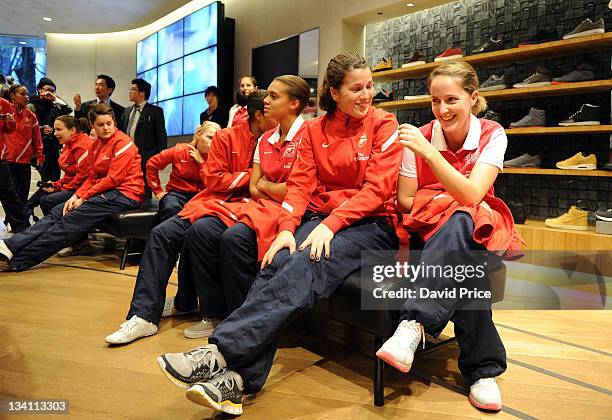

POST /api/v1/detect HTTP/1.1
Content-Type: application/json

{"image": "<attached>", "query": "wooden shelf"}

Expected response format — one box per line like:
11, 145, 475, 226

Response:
505, 125, 612, 136
515, 219, 612, 252
376, 80, 612, 111
372, 33, 612, 82
502, 168, 612, 177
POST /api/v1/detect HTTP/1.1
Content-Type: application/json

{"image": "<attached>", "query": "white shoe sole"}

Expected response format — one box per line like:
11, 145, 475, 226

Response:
468, 394, 502, 411
558, 121, 600, 126
544, 221, 588, 231
555, 164, 596, 170
563, 28, 605, 39
403, 95, 429, 100
186, 384, 243, 416
184, 327, 215, 339
434, 54, 463, 62
479, 85, 507, 91
401, 61, 426, 68
513, 81, 551, 88
105, 327, 158, 344
595, 215, 612, 222
156, 356, 191, 389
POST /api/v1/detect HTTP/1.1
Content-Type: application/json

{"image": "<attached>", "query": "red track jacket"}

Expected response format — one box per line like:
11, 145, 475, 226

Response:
53, 132, 93, 191
146, 142, 207, 196
2, 106, 43, 164
0, 98, 16, 152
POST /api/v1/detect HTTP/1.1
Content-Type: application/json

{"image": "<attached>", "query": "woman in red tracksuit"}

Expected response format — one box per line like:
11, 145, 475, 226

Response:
146, 121, 221, 221
156, 53, 403, 416
0, 103, 143, 272
227, 76, 257, 128
3, 84, 44, 205
376, 61, 522, 412
37, 115, 92, 215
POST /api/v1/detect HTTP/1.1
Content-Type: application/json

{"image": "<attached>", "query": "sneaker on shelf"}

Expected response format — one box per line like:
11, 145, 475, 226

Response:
157, 344, 227, 389
509, 108, 546, 128
602, 162, 612, 171
563, 18, 605, 39
552, 63, 594, 84
545, 205, 588, 230
507, 201, 527, 224
555, 152, 597, 170
401, 51, 426, 68
372, 57, 393, 72
373, 89, 394, 102
434, 47, 463, 62
184, 318, 220, 339
482, 110, 501, 123
162, 296, 198, 318
375, 320, 424, 373
186, 369, 244, 416
472, 37, 503, 54
403, 86, 428, 100
503, 153, 541, 168
57, 239, 94, 257
558, 103, 600, 126
518, 28, 559, 46
105, 315, 158, 344
513, 66, 551, 88
479, 74, 507, 91
595, 209, 612, 222
469, 377, 502, 411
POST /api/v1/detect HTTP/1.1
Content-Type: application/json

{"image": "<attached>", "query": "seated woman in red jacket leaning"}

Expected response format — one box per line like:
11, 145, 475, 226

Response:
0, 103, 143, 271
146, 121, 221, 222
376, 61, 522, 412
155, 52, 403, 416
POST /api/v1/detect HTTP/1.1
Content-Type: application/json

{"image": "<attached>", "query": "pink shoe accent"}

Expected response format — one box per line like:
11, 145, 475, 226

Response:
468, 394, 502, 411
375, 350, 412, 373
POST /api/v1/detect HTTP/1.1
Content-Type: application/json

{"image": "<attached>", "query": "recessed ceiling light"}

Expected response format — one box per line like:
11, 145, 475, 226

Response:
18, 41, 26, 45
42, 17, 53, 22
406, 2, 415, 6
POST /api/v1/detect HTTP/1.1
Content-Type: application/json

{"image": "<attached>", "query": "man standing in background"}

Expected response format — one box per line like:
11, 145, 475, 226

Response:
73, 74, 125, 122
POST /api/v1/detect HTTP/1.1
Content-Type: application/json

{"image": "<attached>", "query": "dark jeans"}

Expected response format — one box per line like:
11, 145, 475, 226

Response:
8, 162, 30, 205
0, 161, 30, 233
158, 191, 196, 222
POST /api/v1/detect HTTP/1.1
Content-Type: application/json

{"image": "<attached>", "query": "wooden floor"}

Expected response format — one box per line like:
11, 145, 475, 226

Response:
1, 249, 611, 420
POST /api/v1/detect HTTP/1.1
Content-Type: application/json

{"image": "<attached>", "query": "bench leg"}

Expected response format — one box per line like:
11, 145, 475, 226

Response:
374, 335, 384, 406
120, 238, 132, 270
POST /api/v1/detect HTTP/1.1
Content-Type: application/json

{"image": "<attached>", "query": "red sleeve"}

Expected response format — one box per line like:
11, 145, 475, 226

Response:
203, 131, 252, 193
278, 128, 318, 233
0, 99, 15, 134
322, 114, 401, 233
146, 147, 175, 196
76, 138, 139, 200
62, 141, 92, 191
198, 152, 208, 186
30, 113, 44, 162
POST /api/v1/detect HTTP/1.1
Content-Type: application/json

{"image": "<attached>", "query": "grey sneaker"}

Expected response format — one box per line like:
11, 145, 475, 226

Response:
513, 66, 551, 88
157, 344, 227, 389
184, 318, 219, 339
509, 108, 546, 128
552, 63, 594, 84
504, 153, 542, 168
480, 74, 507, 91
161, 296, 197, 318
595, 209, 612, 222
563, 18, 605, 39
186, 369, 244, 416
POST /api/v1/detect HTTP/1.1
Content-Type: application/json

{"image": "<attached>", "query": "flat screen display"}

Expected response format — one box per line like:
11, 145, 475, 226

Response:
184, 46, 217, 95
159, 97, 183, 136
182, 93, 205, 135
184, 2, 217, 55
158, 20, 183, 65
136, 33, 157, 73
157, 59, 183, 101
137, 68, 158, 103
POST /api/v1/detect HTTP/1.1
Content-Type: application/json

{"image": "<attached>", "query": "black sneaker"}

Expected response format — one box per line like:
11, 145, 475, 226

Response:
186, 369, 244, 416
482, 110, 501, 123
472, 37, 503, 54
559, 104, 600, 126
518, 28, 559, 46
157, 344, 227, 389
595, 209, 612, 222
373, 89, 393, 102
563, 18, 605, 39
401, 51, 426, 68
403, 86, 428, 100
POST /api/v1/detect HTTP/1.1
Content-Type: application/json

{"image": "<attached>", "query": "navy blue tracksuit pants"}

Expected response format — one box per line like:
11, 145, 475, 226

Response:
208, 215, 398, 395
400, 212, 507, 386
0, 161, 30, 233
4, 190, 139, 271
40, 190, 74, 215
158, 191, 196, 222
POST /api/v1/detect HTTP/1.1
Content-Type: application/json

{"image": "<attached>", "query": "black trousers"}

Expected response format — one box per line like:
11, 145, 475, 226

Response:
8, 163, 30, 205
158, 191, 196, 222
0, 161, 30, 233
41, 137, 61, 182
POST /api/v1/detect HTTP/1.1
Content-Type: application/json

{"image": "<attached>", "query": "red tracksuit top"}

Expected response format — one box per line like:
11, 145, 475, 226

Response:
2, 105, 43, 164
232, 106, 248, 127
76, 129, 144, 202
179, 122, 256, 222
146, 142, 208, 196
278, 106, 402, 234
0, 98, 16, 152
404, 118, 523, 258
53, 132, 93, 191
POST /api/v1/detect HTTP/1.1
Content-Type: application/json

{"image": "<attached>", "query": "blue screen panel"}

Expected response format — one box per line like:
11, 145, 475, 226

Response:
137, 33, 157, 73
184, 46, 217, 95
157, 59, 183, 101
159, 97, 183, 136
184, 2, 218, 55
182, 93, 206, 135
158, 20, 183, 65
137, 68, 158, 104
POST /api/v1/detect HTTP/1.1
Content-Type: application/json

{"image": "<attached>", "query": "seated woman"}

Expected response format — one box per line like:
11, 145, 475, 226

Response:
376, 61, 522, 411
0, 103, 143, 271
163, 75, 310, 340
156, 52, 403, 416
146, 121, 221, 222
227, 75, 258, 128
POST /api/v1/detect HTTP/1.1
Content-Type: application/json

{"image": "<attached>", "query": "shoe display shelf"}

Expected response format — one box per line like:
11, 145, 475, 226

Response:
505, 125, 612, 135
515, 219, 612, 253
503, 168, 612, 177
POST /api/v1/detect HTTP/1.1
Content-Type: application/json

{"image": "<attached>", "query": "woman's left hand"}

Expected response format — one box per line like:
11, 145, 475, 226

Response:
299, 223, 334, 261
398, 123, 437, 161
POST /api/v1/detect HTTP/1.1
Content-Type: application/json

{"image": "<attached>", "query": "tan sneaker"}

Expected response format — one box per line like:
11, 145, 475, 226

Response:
545, 206, 588, 230
184, 318, 220, 339
372, 57, 392, 72
555, 152, 597, 170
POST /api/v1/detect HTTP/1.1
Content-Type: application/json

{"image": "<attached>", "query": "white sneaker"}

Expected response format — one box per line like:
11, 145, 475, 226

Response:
0, 240, 13, 261
162, 296, 197, 318
469, 377, 502, 411
376, 320, 424, 373
105, 315, 158, 344
184, 318, 219, 339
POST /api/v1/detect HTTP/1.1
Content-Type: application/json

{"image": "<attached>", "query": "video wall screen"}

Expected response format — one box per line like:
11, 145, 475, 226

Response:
136, 1, 220, 135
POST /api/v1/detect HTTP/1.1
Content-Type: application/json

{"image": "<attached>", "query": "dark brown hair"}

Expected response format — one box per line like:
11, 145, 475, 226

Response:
88, 103, 115, 124
318, 52, 368, 114
273, 75, 310, 114
56, 115, 91, 133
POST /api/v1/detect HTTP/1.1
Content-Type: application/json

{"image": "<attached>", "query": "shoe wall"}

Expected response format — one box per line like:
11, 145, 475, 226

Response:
367, 0, 612, 223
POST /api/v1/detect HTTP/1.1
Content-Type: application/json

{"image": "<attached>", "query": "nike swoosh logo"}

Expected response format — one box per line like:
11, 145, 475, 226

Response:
322, 144, 330, 148
231, 151, 239, 154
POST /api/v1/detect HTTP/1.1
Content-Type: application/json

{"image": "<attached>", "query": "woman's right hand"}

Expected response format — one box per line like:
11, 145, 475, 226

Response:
261, 230, 296, 268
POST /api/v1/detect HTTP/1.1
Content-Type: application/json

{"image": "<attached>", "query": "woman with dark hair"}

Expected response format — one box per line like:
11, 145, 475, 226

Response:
0, 103, 143, 272
199, 86, 229, 128
227, 76, 258, 128
156, 53, 403, 416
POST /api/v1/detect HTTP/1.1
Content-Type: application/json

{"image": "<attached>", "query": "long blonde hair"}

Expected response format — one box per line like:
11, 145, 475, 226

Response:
427, 61, 487, 115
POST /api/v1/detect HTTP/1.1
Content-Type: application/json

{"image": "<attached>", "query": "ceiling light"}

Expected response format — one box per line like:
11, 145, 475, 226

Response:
406, 2, 415, 6
42, 17, 53, 22
19, 41, 26, 45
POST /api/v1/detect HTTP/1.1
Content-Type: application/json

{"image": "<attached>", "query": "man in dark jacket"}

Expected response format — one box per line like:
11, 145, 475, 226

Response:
73, 74, 125, 123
